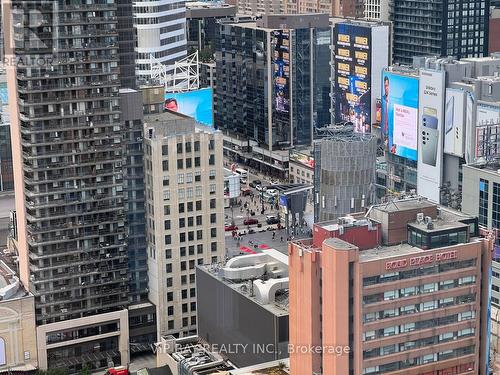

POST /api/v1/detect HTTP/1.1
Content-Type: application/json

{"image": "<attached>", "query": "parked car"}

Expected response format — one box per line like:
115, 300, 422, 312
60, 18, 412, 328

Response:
265, 189, 278, 197
243, 218, 259, 225
225, 224, 238, 232
266, 215, 280, 225
256, 184, 267, 192
249, 180, 260, 188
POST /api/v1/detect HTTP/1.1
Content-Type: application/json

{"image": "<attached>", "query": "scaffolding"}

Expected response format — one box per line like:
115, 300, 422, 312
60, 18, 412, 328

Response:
150, 51, 200, 93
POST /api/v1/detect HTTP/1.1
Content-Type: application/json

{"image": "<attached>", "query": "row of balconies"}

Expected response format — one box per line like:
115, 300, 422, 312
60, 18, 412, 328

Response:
21, 141, 122, 160
28, 239, 127, 260
32, 262, 128, 284
30, 251, 128, 271
25, 167, 119, 184
20, 105, 120, 121
37, 285, 129, 309
17, 79, 121, 93
26, 212, 125, 234
18, 66, 120, 80
16, 54, 119, 68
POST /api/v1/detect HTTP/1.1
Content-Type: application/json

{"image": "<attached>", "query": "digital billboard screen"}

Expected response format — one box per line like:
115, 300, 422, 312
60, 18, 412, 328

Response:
381, 72, 419, 161
273, 30, 290, 114
334, 23, 371, 133
289, 150, 314, 169
164, 87, 214, 127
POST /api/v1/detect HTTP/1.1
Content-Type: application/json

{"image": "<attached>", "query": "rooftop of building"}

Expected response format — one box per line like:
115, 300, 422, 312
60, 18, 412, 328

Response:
158, 335, 234, 374
0, 254, 31, 301
229, 358, 290, 374
198, 249, 289, 316
144, 110, 217, 138
369, 197, 436, 213
465, 162, 500, 176
314, 214, 375, 232
186, 1, 236, 9
223, 13, 329, 30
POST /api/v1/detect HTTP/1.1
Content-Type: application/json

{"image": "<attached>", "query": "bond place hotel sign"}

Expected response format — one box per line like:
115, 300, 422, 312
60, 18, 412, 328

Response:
385, 250, 458, 271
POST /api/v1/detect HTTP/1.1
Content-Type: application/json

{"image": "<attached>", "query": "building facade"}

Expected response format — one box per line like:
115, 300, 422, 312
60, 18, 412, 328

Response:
462, 163, 500, 357
3, 0, 130, 371
133, 0, 187, 83
0, 72, 13, 192
215, 14, 331, 150
391, 0, 490, 65
289, 198, 492, 374
117, 0, 137, 89
143, 112, 225, 339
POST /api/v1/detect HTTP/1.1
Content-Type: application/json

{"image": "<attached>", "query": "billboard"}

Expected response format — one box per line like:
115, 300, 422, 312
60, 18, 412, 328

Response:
273, 30, 290, 114
465, 92, 475, 163
417, 69, 445, 203
334, 23, 371, 133
164, 87, 214, 127
381, 71, 419, 161
443, 88, 466, 157
289, 150, 315, 169
475, 104, 500, 160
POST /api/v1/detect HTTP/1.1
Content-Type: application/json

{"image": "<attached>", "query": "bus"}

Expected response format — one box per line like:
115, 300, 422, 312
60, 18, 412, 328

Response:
234, 168, 248, 183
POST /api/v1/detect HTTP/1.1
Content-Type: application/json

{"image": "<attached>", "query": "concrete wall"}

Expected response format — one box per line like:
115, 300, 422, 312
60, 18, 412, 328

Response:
196, 268, 289, 367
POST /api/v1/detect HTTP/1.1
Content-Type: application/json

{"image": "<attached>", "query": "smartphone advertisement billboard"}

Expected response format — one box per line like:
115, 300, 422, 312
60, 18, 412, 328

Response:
443, 88, 466, 157
164, 87, 214, 127
273, 30, 290, 114
417, 69, 445, 203
334, 23, 371, 134
381, 71, 419, 161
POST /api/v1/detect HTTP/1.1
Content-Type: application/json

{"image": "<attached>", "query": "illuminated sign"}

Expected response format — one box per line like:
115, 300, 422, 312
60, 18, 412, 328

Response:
273, 30, 290, 114
334, 23, 372, 134
164, 88, 214, 127
385, 250, 458, 271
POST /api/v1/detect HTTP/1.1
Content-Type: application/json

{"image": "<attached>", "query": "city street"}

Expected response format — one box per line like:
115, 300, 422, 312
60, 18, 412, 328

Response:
223, 166, 313, 258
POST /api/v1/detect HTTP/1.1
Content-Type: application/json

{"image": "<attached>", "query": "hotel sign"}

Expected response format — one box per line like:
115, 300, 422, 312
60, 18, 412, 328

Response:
385, 250, 458, 271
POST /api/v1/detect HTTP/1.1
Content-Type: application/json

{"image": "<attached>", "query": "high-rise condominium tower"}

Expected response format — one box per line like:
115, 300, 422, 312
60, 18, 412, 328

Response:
133, 0, 187, 83
392, 0, 490, 65
3, 0, 129, 371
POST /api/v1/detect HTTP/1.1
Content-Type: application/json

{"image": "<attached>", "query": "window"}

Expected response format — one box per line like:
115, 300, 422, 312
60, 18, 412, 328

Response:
168, 306, 174, 316
177, 143, 183, 154
186, 158, 192, 168
210, 213, 217, 224
209, 170, 216, 179
163, 176, 169, 186
209, 139, 215, 150
196, 186, 202, 197
211, 228, 217, 238
167, 278, 172, 287
164, 220, 171, 230
197, 230, 203, 240
168, 321, 174, 330
179, 218, 185, 228
180, 247, 186, 257
188, 217, 194, 227
166, 264, 172, 273
209, 154, 215, 165
177, 159, 183, 169
180, 233, 186, 243
163, 190, 170, 201
162, 145, 168, 155
197, 244, 203, 254
194, 141, 200, 151
479, 178, 489, 226
186, 173, 193, 183
210, 184, 216, 194
185, 141, 191, 153
165, 235, 171, 245
195, 171, 201, 181
196, 216, 202, 225
195, 157, 201, 167
167, 292, 173, 301
179, 203, 185, 213
162, 160, 169, 171
196, 201, 202, 210
178, 174, 184, 184
179, 189, 185, 199
187, 202, 193, 212
210, 199, 216, 209
187, 188, 193, 199
164, 205, 170, 215
211, 242, 217, 252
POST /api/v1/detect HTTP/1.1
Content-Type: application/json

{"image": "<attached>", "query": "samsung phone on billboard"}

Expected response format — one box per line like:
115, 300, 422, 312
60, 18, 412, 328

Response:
443, 88, 465, 157
417, 69, 445, 203
381, 71, 419, 161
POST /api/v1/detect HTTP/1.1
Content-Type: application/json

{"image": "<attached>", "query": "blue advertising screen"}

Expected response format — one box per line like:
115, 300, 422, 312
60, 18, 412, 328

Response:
381, 72, 419, 161
164, 87, 213, 127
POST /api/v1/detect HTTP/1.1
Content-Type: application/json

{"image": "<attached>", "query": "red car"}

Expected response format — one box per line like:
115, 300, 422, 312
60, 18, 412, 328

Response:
243, 218, 259, 226
225, 224, 238, 232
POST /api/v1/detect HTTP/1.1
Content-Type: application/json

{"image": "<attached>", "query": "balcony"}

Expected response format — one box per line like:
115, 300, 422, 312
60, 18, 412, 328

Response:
28, 240, 127, 260
17, 79, 121, 94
